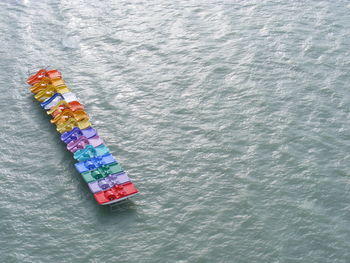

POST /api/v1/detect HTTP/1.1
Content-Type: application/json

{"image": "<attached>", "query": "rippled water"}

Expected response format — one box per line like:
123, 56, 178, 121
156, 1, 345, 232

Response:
1, 0, 350, 262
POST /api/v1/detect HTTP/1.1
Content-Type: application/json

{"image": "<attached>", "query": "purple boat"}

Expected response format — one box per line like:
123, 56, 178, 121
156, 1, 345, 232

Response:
88, 172, 131, 193
61, 127, 98, 144
67, 135, 104, 152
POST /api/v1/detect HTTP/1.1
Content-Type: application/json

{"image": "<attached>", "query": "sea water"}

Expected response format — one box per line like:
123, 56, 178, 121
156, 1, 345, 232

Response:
0, 0, 349, 262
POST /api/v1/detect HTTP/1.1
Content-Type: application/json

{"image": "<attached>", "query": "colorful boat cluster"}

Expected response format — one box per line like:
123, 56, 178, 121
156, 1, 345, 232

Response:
27, 69, 138, 205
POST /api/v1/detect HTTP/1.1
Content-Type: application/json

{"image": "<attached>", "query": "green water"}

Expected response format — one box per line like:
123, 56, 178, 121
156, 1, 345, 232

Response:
0, 0, 349, 262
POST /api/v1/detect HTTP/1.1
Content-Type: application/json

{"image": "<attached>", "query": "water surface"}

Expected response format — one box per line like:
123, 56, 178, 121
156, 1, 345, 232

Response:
0, 0, 349, 262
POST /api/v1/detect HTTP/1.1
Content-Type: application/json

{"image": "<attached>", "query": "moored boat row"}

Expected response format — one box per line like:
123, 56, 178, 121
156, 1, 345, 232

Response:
27, 69, 138, 205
